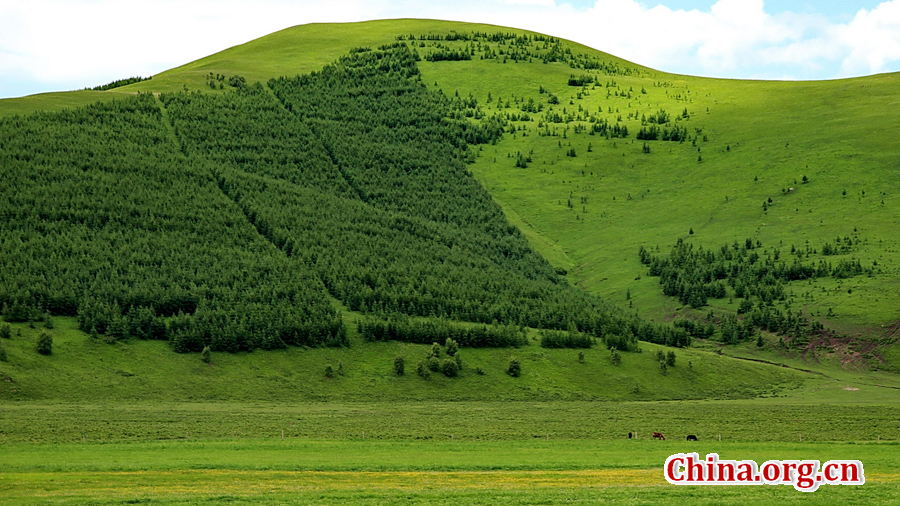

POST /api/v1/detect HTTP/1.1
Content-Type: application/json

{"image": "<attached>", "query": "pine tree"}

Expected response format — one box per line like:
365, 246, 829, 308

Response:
610, 348, 621, 366
36, 332, 53, 355
507, 357, 521, 377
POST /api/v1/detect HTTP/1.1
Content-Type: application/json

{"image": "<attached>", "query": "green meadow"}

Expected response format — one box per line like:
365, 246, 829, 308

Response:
2, 18, 899, 505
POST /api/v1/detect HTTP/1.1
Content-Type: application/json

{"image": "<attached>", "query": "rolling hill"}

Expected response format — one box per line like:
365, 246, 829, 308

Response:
1, 19, 899, 403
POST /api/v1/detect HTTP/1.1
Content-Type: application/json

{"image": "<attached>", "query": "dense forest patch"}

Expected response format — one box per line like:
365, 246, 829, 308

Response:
0, 43, 689, 354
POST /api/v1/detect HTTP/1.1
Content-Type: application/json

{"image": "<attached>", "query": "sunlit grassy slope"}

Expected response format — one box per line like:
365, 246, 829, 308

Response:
1, 19, 898, 387
0, 316, 812, 402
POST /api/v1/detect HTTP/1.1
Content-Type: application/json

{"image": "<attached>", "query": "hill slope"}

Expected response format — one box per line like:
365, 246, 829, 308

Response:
1, 19, 898, 399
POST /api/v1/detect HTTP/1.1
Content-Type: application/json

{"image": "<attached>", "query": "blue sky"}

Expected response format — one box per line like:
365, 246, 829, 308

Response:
2, 0, 900, 99
566, 0, 886, 20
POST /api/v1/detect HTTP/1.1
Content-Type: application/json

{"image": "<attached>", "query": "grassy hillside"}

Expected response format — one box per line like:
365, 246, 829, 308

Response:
1, 18, 898, 395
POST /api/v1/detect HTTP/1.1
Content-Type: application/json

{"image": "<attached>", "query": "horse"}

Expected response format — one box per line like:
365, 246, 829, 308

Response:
686, 434, 698, 441
652, 432, 666, 440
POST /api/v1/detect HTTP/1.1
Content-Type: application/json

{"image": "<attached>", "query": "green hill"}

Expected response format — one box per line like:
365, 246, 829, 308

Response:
1, 19, 898, 403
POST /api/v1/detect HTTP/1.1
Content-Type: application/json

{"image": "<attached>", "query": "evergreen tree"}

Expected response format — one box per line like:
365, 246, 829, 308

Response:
441, 358, 459, 377
507, 357, 521, 377
610, 348, 621, 366
444, 338, 459, 357
666, 350, 676, 367
36, 332, 53, 355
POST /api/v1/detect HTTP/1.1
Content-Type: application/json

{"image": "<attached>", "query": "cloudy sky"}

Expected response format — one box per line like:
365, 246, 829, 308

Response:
2, 0, 899, 99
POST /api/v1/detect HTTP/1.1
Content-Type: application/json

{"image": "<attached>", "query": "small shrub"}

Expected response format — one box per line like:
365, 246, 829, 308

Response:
200, 346, 211, 363
655, 349, 665, 362
610, 348, 621, 366
0, 323, 10, 339
337, 362, 344, 376
632, 384, 640, 394
444, 338, 459, 357
324, 364, 334, 378
658, 360, 667, 375
507, 357, 521, 377
474, 366, 485, 376
454, 353, 463, 369
0, 344, 7, 362
44, 316, 54, 329
36, 332, 53, 355
416, 361, 431, 380
578, 351, 585, 363
429, 342, 442, 359
394, 356, 405, 376
427, 356, 441, 372
228, 75, 247, 88
441, 358, 459, 377
666, 351, 676, 367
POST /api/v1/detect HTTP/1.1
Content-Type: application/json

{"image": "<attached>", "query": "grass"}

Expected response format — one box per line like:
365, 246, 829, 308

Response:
3, 400, 899, 444
2, 438, 899, 504
0, 89, 126, 116
0, 317, 812, 403
456, 66, 900, 332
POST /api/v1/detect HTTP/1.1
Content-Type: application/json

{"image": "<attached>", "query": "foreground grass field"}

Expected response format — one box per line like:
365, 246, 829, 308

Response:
3, 432, 899, 504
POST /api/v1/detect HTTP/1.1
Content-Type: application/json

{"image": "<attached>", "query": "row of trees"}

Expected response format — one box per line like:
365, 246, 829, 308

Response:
359, 316, 526, 348
400, 31, 643, 75
90, 76, 150, 91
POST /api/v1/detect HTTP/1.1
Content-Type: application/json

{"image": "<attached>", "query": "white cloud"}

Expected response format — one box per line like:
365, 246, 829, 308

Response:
2, 0, 900, 98
837, 0, 900, 75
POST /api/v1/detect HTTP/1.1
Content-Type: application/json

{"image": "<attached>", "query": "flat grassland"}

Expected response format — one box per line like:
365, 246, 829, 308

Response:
2, 404, 899, 505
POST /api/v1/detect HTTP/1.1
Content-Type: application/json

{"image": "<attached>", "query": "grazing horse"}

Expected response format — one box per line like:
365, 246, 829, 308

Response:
628, 432, 633, 439
686, 434, 698, 441
652, 432, 666, 440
